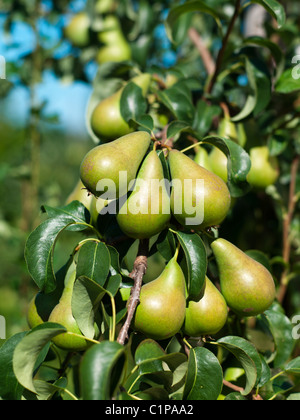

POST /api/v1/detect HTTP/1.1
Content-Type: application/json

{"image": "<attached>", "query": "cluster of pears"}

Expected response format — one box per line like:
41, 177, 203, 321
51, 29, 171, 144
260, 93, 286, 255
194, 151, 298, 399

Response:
195, 116, 279, 189
131, 238, 276, 341
80, 130, 232, 238
27, 261, 90, 352
65, 1, 131, 63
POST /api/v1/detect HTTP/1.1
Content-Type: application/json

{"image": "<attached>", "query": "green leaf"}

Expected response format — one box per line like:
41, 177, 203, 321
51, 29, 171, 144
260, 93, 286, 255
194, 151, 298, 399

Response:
76, 241, 111, 287
284, 357, 300, 375
25, 219, 77, 293
276, 68, 300, 94
173, 231, 207, 301
13, 323, 67, 394
120, 81, 148, 123
155, 229, 176, 261
80, 341, 125, 400
260, 308, 295, 368
202, 135, 251, 197
216, 336, 262, 395
72, 276, 106, 339
133, 114, 154, 133
183, 347, 223, 400
167, 121, 191, 139
231, 57, 271, 122
157, 83, 195, 123
243, 36, 284, 71
250, 0, 286, 28
0, 332, 27, 400
42, 201, 91, 231
193, 100, 221, 137
165, 0, 222, 43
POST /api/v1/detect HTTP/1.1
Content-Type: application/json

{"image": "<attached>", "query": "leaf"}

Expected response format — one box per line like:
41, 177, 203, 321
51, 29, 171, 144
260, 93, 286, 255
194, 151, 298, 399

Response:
157, 83, 195, 123
167, 121, 191, 139
72, 276, 106, 339
193, 100, 221, 137
183, 347, 223, 400
133, 114, 154, 133
80, 341, 125, 400
216, 336, 262, 395
165, 0, 222, 43
201, 135, 251, 197
231, 57, 271, 122
42, 201, 91, 231
284, 357, 300, 375
120, 81, 148, 123
260, 308, 295, 368
25, 218, 77, 293
0, 332, 27, 400
250, 0, 286, 28
155, 229, 176, 261
13, 323, 67, 394
76, 241, 111, 287
276, 68, 300, 94
173, 231, 207, 301
243, 36, 284, 70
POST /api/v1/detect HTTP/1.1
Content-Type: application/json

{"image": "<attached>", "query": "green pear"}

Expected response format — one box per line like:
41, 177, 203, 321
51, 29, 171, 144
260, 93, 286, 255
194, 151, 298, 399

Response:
48, 262, 89, 352
211, 238, 276, 317
91, 74, 151, 142
219, 117, 239, 143
95, 0, 114, 13
194, 147, 213, 172
209, 148, 228, 183
133, 256, 186, 340
247, 146, 279, 189
116, 151, 171, 239
80, 131, 151, 198
65, 12, 90, 47
27, 292, 60, 330
66, 179, 99, 226
168, 150, 231, 230
184, 277, 228, 337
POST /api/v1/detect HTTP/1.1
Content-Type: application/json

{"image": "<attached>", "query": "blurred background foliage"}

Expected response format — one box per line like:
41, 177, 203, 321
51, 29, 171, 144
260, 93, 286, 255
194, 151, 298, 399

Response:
0, 0, 299, 352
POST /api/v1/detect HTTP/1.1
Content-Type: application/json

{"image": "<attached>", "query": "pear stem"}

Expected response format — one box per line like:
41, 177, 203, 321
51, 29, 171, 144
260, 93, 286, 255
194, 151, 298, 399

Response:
180, 141, 204, 154
117, 239, 149, 345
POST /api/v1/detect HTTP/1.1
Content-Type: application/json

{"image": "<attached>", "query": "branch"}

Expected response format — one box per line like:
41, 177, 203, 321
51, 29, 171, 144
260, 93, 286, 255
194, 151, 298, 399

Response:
277, 154, 300, 304
188, 28, 216, 76
117, 239, 149, 345
206, 0, 241, 94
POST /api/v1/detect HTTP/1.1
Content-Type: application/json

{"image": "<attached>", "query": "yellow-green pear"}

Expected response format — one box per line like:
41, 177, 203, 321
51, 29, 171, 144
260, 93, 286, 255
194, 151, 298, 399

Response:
27, 291, 61, 330
95, 0, 114, 13
66, 180, 99, 225
194, 147, 213, 172
91, 74, 151, 142
133, 255, 186, 340
48, 262, 89, 352
247, 146, 279, 189
168, 150, 231, 230
211, 238, 276, 317
209, 148, 228, 183
184, 277, 228, 337
116, 151, 171, 239
80, 131, 151, 198
65, 12, 90, 47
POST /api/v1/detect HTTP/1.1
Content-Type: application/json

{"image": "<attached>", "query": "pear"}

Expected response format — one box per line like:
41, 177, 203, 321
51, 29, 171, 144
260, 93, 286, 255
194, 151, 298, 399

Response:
209, 148, 228, 183
27, 291, 61, 330
184, 277, 228, 337
133, 256, 186, 340
194, 147, 213, 172
168, 150, 231, 230
116, 151, 171, 239
65, 13, 90, 47
48, 262, 89, 352
66, 179, 99, 225
80, 131, 151, 198
211, 238, 276, 317
247, 146, 279, 189
91, 74, 151, 142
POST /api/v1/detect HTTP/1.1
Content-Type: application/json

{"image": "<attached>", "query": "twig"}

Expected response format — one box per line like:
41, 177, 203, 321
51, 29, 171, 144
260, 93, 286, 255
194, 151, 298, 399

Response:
206, 0, 241, 94
223, 380, 263, 400
117, 239, 149, 345
188, 28, 216, 76
277, 154, 300, 304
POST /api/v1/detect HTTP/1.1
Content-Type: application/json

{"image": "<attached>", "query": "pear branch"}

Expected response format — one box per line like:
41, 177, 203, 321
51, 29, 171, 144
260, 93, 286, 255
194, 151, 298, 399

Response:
188, 28, 216, 76
277, 154, 300, 304
117, 239, 149, 345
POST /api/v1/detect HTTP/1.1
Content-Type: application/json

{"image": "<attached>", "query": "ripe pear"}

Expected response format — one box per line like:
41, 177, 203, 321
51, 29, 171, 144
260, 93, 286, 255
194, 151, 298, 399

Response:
247, 146, 279, 189
184, 277, 228, 337
91, 74, 151, 142
116, 151, 171, 239
194, 147, 213, 172
80, 131, 151, 198
65, 13, 90, 47
133, 256, 186, 340
48, 262, 89, 352
168, 150, 231, 230
211, 238, 276, 317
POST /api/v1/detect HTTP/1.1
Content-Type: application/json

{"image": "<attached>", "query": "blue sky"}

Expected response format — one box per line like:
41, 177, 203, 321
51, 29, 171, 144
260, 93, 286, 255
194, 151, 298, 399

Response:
0, 0, 93, 136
